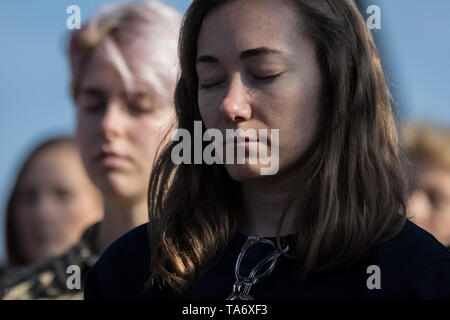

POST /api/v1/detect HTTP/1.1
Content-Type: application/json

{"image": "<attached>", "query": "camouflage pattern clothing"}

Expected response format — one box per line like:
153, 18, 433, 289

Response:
0, 223, 100, 300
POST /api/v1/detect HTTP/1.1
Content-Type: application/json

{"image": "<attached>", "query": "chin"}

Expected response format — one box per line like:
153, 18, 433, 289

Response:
224, 163, 268, 182
94, 172, 141, 199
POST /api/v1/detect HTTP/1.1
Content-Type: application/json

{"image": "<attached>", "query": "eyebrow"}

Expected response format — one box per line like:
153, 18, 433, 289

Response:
196, 47, 284, 64
240, 47, 283, 59
78, 87, 156, 103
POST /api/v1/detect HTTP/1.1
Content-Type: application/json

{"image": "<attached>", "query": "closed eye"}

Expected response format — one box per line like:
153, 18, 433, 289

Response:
253, 73, 283, 81
199, 73, 283, 90
81, 103, 105, 113
199, 81, 225, 90
128, 103, 155, 114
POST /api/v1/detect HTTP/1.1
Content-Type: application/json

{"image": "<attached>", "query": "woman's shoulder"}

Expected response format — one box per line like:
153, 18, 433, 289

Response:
372, 219, 450, 264
84, 223, 153, 300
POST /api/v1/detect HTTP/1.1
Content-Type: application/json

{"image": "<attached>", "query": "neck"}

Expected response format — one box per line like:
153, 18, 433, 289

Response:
239, 174, 300, 238
96, 195, 148, 253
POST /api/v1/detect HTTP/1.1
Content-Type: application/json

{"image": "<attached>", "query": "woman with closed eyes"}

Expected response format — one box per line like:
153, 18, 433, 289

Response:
84, 0, 450, 300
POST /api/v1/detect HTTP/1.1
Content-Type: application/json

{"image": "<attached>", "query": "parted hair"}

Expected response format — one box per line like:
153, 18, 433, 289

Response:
147, 0, 408, 294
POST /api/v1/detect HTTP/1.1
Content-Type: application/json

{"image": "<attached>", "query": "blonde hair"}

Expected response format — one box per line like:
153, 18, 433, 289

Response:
402, 123, 450, 171
68, 1, 181, 103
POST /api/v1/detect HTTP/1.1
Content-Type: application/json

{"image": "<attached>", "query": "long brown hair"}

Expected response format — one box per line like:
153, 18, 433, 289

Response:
148, 0, 407, 294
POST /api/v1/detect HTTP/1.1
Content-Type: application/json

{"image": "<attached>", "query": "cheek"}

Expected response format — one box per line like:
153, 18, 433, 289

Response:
13, 208, 28, 231
285, 81, 320, 134
265, 85, 321, 167
75, 138, 93, 177
76, 114, 96, 153
198, 93, 220, 128
286, 108, 319, 149
16, 200, 39, 222
51, 198, 94, 235
13, 208, 36, 246
130, 115, 173, 161
62, 201, 90, 226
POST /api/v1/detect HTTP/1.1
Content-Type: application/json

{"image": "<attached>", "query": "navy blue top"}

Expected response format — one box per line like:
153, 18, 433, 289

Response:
84, 220, 450, 300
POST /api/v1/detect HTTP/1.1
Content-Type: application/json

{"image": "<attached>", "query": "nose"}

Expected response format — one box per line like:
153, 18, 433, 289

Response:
219, 76, 252, 123
100, 101, 127, 141
32, 193, 58, 222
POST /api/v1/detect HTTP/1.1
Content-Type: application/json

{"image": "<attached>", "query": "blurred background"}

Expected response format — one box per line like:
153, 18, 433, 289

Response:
0, 0, 449, 263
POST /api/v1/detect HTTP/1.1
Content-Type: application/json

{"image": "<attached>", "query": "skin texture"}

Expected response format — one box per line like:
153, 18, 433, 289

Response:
196, 0, 323, 236
75, 47, 174, 251
408, 162, 450, 247
14, 146, 103, 264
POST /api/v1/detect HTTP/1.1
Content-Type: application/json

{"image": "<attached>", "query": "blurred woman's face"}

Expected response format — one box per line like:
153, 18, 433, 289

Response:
14, 146, 103, 264
196, 0, 323, 182
408, 162, 450, 247
75, 49, 174, 200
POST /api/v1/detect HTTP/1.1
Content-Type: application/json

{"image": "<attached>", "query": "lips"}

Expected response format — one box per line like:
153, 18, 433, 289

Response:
223, 136, 270, 146
221, 128, 272, 146
94, 148, 131, 168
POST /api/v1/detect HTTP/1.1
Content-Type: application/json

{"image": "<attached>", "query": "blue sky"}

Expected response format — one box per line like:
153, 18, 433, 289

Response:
0, 0, 449, 262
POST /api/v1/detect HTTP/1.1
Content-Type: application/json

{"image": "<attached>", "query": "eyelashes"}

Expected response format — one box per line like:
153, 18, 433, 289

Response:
78, 102, 155, 114
199, 81, 225, 90
253, 73, 283, 80
199, 73, 283, 90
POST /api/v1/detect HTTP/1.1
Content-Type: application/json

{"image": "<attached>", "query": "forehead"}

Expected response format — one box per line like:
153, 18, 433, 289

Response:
420, 165, 450, 184
79, 54, 123, 91
197, 0, 300, 56
20, 148, 83, 185
78, 45, 159, 96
